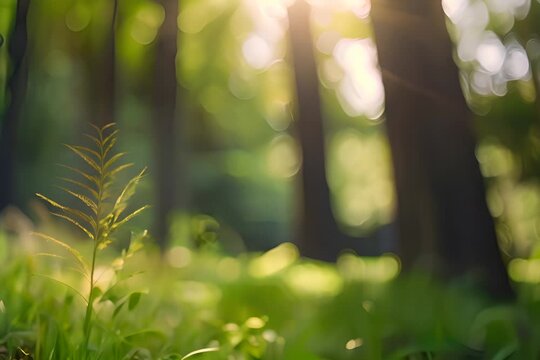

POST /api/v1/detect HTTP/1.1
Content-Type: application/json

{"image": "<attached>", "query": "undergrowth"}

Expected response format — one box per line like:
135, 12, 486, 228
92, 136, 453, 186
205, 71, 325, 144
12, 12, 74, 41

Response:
34, 123, 149, 358
1, 124, 540, 359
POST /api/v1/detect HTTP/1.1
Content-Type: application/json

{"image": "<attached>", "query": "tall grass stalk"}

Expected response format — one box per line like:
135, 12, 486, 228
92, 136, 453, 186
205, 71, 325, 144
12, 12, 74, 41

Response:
35, 123, 149, 358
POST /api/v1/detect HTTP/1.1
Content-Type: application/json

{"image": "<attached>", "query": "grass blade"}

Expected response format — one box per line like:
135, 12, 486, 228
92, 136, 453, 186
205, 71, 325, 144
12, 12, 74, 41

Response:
31, 232, 89, 274
33, 273, 88, 304
181, 348, 220, 360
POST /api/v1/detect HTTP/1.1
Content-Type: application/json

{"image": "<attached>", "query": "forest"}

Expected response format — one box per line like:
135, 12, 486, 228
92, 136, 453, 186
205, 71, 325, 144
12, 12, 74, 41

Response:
1, 0, 540, 358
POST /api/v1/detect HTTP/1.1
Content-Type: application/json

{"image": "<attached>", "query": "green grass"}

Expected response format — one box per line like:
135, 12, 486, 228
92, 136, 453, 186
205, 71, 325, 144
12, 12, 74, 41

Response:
2, 124, 538, 359
1, 227, 539, 359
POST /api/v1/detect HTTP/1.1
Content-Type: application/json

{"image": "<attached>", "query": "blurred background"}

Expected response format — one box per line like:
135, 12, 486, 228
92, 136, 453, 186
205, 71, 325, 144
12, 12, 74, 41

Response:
1, 0, 539, 288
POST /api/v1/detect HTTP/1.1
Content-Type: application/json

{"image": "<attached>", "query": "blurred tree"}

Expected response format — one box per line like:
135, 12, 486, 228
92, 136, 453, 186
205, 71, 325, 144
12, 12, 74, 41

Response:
287, 0, 345, 261
74, 0, 118, 127
0, 0, 30, 213
152, 0, 180, 248
371, 0, 512, 297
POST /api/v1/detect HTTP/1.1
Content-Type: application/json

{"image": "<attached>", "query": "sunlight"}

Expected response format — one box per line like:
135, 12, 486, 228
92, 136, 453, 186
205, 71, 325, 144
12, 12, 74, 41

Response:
337, 253, 400, 282
242, 0, 289, 70
307, 0, 371, 19
217, 257, 241, 281
345, 338, 364, 350
166, 246, 192, 268
509, 258, 540, 283
285, 263, 343, 296
333, 38, 384, 119
243, 0, 384, 119
242, 33, 274, 69
504, 43, 530, 80
65, 4, 91, 32
178, 0, 227, 34
129, 3, 165, 45
476, 32, 506, 74
249, 242, 299, 277
267, 134, 301, 178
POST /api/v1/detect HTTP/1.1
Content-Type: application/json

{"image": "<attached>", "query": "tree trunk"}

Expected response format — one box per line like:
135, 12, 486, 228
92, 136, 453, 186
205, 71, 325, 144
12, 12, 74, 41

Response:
0, 0, 30, 213
371, 0, 512, 297
89, 0, 117, 127
152, 0, 180, 249
287, 0, 343, 261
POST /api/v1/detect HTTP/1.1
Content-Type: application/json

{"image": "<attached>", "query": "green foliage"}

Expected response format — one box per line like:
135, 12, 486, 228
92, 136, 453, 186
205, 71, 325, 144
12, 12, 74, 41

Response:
4, 228, 540, 359
33, 123, 149, 358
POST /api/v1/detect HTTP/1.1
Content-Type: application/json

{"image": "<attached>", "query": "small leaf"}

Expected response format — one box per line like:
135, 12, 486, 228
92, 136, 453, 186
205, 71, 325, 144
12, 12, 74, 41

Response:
103, 134, 118, 159
37, 193, 96, 230
126, 230, 147, 257
70, 145, 100, 161
50, 212, 94, 240
128, 292, 142, 311
60, 188, 98, 213
106, 163, 133, 179
98, 238, 112, 250
89, 122, 103, 136
101, 122, 117, 132
102, 128, 119, 147
104, 152, 126, 171
113, 168, 147, 219
181, 348, 220, 360
100, 287, 121, 304
112, 205, 150, 231
59, 177, 99, 199
91, 286, 103, 301
31, 232, 89, 273
59, 164, 100, 186
65, 144, 100, 172
84, 133, 101, 148
33, 273, 88, 304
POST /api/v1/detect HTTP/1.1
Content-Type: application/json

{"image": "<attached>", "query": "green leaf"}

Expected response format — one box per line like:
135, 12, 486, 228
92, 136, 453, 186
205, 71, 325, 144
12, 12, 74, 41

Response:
33, 273, 88, 304
103, 131, 119, 158
50, 212, 94, 240
31, 232, 89, 273
60, 188, 98, 214
181, 347, 220, 360
59, 177, 99, 199
106, 163, 133, 179
101, 122, 117, 133
128, 292, 142, 311
84, 133, 101, 149
102, 128, 119, 146
65, 144, 100, 172
70, 145, 100, 161
113, 168, 147, 219
91, 286, 103, 301
104, 152, 126, 171
113, 301, 126, 318
59, 164, 100, 187
112, 205, 150, 231
36, 193, 96, 230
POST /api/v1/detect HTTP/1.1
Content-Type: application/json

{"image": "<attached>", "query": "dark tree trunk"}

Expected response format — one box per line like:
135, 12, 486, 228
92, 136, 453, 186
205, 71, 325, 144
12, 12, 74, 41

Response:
287, 0, 343, 261
152, 0, 180, 249
371, 0, 512, 297
89, 0, 117, 127
0, 0, 30, 213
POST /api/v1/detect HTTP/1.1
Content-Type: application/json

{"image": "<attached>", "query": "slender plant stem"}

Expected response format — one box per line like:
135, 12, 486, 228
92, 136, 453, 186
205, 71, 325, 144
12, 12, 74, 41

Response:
83, 127, 106, 358
83, 243, 98, 355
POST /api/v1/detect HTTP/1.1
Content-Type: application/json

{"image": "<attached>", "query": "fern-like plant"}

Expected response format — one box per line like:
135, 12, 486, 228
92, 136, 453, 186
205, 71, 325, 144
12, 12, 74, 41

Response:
34, 123, 149, 357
